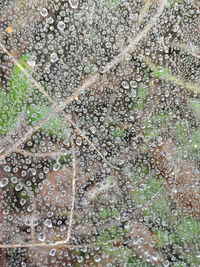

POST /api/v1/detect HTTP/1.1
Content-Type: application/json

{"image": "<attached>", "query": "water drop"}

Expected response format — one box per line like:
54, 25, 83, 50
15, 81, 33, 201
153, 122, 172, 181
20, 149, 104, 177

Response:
38, 232, 46, 242
44, 219, 52, 228
69, 0, 79, 9
50, 248, 56, 256
15, 183, 23, 191
53, 162, 60, 171
122, 81, 129, 89
0, 177, 8, 188
20, 198, 26, 206
41, 8, 48, 17
76, 137, 82, 146
50, 53, 58, 63
94, 255, 101, 262
57, 21, 65, 31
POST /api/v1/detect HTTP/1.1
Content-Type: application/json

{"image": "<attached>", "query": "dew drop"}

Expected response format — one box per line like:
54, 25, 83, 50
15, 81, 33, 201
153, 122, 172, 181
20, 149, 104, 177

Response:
53, 162, 60, 171
76, 137, 82, 146
57, 21, 65, 31
41, 8, 48, 17
38, 232, 46, 242
94, 255, 101, 262
44, 219, 52, 228
0, 177, 8, 188
50, 248, 56, 256
50, 53, 58, 63
122, 81, 129, 89
15, 183, 23, 191
20, 198, 26, 206
69, 0, 79, 9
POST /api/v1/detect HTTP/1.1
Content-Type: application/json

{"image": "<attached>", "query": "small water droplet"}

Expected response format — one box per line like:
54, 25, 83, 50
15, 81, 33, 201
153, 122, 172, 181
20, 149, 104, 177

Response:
50, 53, 58, 63
122, 81, 129, 89
94, 255, 101, 262
57, 21, 65, 31
76, 137, 82, 146
41, 8, 48, 17
69, 0, 79, 9
50, 248, 56, 256
20, 198, 26, 206
15, 183, 23, 191
44, 219, 52, 228
53, 162, 60, 171
90, 126, 96, 134
38, 232, 46, 242
0, 177, 8, 188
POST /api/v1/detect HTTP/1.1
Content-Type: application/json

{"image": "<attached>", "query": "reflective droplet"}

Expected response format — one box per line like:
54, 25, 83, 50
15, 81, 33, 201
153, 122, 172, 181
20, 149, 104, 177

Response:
44, 219, 52, 228
38, 232, 46, 242
0, 177, 8, 187
76, 137, 82, 146
50, 53, 58, 63
57, 21, 65, 31
94, 255, 101, 262
20, 198, 26, 206
69, 0, 79, 9
122, 81, 129, 89
50, 248, 56, 256
53, 162, 60, 171
41, 8, 48, 17
15, 183, 23, 191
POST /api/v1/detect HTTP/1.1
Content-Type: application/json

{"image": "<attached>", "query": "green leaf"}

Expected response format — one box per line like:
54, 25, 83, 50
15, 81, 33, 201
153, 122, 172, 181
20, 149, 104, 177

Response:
176, 219, 200, 243
113, 127, 125, 138
154, 66, 169, 79
155, 230, 176, 247
188, 99, 200, 122
27, 105, 70, 139
144, 197, 170, 221
131, 178, 163, 204
9, 55, 33, 101
0, 55, 41, 134
137, 87, 148, 100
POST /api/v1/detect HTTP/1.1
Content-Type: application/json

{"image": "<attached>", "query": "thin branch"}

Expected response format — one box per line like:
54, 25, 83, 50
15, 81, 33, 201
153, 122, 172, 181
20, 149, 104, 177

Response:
137, 0, 151, 25
65, 138, 76, 244
102, 0, 167, 73
0, 0, 167, 160
0, 238, 119, 249
143, 58, 200, 94
15, 148, 71, 158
